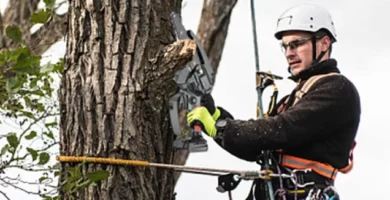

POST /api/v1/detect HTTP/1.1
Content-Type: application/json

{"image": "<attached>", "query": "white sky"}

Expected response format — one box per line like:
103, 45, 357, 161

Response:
1, 0, 390, 199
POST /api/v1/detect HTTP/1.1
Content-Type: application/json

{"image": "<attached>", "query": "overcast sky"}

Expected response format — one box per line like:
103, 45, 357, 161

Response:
1, 0, 389, 200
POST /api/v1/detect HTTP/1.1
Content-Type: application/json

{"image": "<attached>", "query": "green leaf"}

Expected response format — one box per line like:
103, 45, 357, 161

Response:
65, 166, 82, 183
77, 179, 93, 191
40, 194, 54, 200
86, 170, 109, 181
12, 54, 41, 74
44, 131, 55, 140
45, 122, 57, 128
6, 77, 21, 93
6, 133, 19, 148
38, 152, 50, 165
54, 170, 61, 177
6, 26, 22, 42
21, 111, 35, 119
27, 147, 38, 161
24, 96, 32, 107
25, 131, 37, 140
1, 144, 10, 155
40, 62, 55, 74
62, 181, 77, 192
30, 9, 51, 24
67, 167, 81, 178
52, 162, 61, 169
53, 59, 64, 73
39, 176, 48, 183
32, 89, 45, 97
43, 0, 56, 10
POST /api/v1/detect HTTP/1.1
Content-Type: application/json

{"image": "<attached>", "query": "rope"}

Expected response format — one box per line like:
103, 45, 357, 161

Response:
250, 0, 260, 73
250, 0, 276, 199
56, 156, 290, 180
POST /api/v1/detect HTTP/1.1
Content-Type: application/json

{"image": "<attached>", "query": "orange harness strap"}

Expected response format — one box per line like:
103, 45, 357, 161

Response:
280, 141, 356, 180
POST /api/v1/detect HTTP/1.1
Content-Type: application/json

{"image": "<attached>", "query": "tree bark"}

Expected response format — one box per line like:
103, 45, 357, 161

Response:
172, 0, 238, 183
59, 0, 185, 199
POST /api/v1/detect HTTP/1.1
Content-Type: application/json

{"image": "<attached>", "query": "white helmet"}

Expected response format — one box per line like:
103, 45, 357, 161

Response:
274, 4, 337, 42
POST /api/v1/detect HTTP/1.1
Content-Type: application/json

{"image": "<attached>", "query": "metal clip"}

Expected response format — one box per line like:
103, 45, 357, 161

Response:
290, 168, 315, 188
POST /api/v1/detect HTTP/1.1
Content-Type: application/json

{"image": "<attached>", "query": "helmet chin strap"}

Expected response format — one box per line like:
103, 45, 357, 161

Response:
310, 37, 327, 66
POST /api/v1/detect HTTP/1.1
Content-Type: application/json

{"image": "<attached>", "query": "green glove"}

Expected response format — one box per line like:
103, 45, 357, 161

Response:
212, 108, 221, 121
187, 106, 217, 138
201, 94, 221, 121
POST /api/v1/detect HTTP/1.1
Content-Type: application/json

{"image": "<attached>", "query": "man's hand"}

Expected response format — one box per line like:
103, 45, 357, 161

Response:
187, 107, 217, 138
201, 94, 221, 120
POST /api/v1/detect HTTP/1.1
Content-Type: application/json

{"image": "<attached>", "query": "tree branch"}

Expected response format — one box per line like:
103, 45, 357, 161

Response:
148, 39, 196, 82
0, 178, 40, 195
0, 190, 10, 200
1, 0, 68, 55
197, 0, 238, 79
2, 0, 41, 48
30, 13, 68, 55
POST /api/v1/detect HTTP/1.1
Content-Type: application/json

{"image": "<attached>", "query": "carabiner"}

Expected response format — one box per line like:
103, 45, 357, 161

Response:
290, 168, 315, 188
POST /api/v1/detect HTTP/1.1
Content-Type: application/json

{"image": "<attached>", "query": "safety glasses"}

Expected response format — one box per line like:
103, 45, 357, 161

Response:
280, 37, 312, 53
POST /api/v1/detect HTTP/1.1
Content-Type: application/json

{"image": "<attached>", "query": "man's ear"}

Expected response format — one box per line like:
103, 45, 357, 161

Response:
320, 36, 332, 51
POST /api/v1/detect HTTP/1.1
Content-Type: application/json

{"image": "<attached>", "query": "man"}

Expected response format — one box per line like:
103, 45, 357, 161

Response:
187, 4, 361, 200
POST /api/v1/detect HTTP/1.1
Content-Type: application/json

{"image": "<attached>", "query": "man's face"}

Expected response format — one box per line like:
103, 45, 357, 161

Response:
281, 31, 330, 75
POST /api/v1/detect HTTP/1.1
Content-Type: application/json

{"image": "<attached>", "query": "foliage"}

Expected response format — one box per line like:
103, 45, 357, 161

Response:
0, 1, 110, 199
30, 0, 58, 24
0, 22, 62, 200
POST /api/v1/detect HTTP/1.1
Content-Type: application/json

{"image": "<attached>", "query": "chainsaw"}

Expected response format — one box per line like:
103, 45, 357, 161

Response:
168, 12, 214, 152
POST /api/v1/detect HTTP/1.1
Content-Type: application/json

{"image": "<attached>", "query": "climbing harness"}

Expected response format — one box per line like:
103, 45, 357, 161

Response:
168, 12, 215, 153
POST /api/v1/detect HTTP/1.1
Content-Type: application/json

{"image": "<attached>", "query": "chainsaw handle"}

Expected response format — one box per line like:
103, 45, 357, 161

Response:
192, 105, 204, 132
194, 125, 202, 131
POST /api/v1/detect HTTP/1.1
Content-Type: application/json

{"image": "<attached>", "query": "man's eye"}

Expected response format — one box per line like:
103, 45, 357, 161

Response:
289, 41, 299, 48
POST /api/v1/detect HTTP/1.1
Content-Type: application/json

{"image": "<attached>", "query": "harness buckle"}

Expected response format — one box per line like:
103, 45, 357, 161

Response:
290, 168, 315, 188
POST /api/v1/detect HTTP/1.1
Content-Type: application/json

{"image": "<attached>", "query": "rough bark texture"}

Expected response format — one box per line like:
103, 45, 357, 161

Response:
172, 0, 238, 183
0, 0, 67, 54
59, 1, 186, 199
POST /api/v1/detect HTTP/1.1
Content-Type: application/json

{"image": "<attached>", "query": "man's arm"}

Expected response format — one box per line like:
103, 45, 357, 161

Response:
217, 75, 361, 161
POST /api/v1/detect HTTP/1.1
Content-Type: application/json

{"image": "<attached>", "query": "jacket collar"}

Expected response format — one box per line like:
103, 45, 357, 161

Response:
288, 58, 340, 82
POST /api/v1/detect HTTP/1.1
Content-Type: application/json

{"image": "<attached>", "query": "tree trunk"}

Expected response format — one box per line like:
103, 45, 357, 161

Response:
59, 0, 238, 199
59, 0, 186, 199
